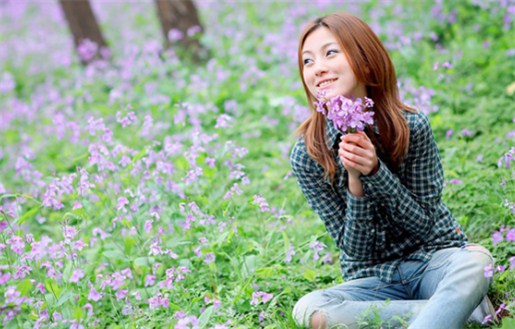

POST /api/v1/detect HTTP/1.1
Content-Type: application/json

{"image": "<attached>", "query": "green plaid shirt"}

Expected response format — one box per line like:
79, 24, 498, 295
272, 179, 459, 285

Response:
290, 110, 467, 283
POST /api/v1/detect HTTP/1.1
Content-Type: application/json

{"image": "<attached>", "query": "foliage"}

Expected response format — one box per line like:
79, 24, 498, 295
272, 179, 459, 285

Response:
0, 0, 513, 328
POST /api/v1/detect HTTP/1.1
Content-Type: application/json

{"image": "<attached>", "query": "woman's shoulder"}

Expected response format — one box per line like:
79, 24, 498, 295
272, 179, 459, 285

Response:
290, 137, 309, 164
289, 137, 319, 174
402, 109, 432, 136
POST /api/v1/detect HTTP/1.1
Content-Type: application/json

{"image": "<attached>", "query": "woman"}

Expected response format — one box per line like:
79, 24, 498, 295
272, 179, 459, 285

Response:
290, 13, 496, 329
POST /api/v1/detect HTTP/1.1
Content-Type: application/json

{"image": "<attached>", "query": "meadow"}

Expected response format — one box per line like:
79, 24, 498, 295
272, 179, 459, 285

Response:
0, 0, 514, 328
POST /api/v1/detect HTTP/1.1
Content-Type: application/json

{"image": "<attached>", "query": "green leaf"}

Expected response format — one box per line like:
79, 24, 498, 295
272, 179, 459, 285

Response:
17, 279, 33, 296
124, 236, 136, 254
73, 305, 84, 320
281, 231, 291, 252
133, 256, 154, 267
501, 317, 515, 329
198, 305, 213, 328
303, 269, 317, 281
45, 279, 61, 298
103, 250, 129, 261
0, 193, 18, 201
56, 289, 73, 307
255, 266, 275, 279
242, 255, 258, 277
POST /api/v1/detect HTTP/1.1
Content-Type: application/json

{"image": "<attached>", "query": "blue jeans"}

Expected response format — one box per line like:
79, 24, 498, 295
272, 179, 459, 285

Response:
292, 244, 494, 329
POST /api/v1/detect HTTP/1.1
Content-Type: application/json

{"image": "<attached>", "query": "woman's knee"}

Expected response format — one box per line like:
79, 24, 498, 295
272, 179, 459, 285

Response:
463, 244, 493, 262
311, 311, 328, 329
292, 290, 327, 327
461, 244, 494, 288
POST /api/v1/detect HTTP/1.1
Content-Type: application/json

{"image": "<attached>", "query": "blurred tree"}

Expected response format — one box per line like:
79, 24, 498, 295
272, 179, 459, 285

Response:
59, 0, 109, 65
59, 0, 206, 65
154, 0, 206, 62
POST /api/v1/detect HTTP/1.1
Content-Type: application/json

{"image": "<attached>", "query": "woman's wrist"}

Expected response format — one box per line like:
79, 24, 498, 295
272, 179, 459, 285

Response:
367, 161, 380, 176
348, 174, 364, 197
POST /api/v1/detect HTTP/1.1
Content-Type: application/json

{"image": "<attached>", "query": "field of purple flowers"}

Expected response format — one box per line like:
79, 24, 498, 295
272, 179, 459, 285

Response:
0, 0, 514, 328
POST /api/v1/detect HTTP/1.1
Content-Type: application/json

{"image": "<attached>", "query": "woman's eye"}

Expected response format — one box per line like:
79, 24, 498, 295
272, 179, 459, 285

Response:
303, 58, 313, 65
327, 49, 339, 56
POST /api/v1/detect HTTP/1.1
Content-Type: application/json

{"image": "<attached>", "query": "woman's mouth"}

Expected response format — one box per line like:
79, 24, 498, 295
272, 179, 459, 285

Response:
317, 78, 337, 89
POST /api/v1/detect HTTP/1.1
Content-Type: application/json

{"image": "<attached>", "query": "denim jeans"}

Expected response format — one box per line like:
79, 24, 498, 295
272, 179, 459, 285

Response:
292, 244, 494, 329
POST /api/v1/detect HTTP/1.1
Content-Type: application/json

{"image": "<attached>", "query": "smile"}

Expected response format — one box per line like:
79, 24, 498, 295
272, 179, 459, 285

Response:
317, 78, 337, 87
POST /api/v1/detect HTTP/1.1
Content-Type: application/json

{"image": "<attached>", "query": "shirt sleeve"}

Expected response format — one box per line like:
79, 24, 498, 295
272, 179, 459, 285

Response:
360, 112, 443, 241
290, 140, 379, 259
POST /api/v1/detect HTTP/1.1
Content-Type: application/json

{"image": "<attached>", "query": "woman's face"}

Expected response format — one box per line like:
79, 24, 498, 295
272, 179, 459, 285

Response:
301, 27, 366, 100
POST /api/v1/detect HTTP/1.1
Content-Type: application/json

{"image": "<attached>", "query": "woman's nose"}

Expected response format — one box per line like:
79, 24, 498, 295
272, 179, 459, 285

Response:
314, 61, 328, 76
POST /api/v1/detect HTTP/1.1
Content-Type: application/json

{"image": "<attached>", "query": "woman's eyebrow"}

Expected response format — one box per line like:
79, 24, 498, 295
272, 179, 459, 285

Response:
302, 42, 338, 55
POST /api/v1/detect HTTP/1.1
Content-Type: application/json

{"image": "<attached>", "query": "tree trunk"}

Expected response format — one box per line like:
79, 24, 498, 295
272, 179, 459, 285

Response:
59, 0, 109, 65
154, 0, 206, 62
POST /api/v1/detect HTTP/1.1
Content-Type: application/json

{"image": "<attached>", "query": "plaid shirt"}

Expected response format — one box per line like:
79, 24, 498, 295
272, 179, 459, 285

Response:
290, 110, 467, 283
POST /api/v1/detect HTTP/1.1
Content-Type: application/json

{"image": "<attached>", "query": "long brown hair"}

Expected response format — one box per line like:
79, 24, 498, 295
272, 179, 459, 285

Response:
297, 13, 414, 182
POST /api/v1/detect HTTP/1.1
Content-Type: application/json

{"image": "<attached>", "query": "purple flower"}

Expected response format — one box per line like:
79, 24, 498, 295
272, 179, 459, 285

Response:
205, 157, 216, 168
175, 315, 199, 329
69, 269, 85, 283
284, 244, 295, 263
253, 194, 270, 212
0, 221, 7, 233
443, 61, 453, 68
259, 310, 266, 323
7, 235, 25, 254
484, 264, 494, 278
70, 320, 84, 329
482, 314, 493, 325
144, 220, 153, 234
309, 241, 327, 261
117, 197, 129, 210
187, 25, 202, 37
145, 275, 156, 287
149, 293, 169, 309
315, 95, 374, 133
115, 289, 128, 301
14, 265, 31, 279
63, 226, 78, 241
116, 111, 137, 128
492, 230, 503, 246
496, 303, 506, 316
204, 252, 215, 264
461, 129, 473, 136
168, 28, 183, 42
506, 228, 515, 241
0, 272, 11, 284
498, 147, 514, 169
77, 39, 98, 62
251, 291, 274, 305
88, 286, 102, 302
215, 114, 233, 128
509, 256, 515, 269
446, 129, 453, 139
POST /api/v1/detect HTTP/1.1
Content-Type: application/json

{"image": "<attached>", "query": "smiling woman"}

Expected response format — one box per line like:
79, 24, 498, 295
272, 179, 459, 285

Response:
290, 12, 497, 329
301, 28, 366, 100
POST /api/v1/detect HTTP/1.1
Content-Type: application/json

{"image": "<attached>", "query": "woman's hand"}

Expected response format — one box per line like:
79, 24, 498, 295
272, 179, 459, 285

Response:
338, 131, 379, 177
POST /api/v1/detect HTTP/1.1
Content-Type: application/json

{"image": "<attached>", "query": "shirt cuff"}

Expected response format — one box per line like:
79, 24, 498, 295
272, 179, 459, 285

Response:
360, 158, 398, 197
346, 190, 374, 221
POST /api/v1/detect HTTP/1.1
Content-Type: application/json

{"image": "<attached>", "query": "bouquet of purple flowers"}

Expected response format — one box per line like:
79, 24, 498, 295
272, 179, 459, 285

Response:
315, 93, 375, 133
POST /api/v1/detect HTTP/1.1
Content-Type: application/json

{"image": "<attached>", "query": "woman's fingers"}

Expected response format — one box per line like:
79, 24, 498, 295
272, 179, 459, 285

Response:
339, 149, 375, 168
341, 132, 371, 149
339, 132, 378, 175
